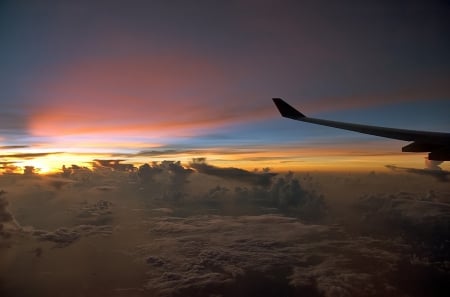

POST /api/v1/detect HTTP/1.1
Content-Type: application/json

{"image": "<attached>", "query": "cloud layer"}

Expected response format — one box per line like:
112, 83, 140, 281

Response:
133, 214, 413, 297
0, 160, 449, 297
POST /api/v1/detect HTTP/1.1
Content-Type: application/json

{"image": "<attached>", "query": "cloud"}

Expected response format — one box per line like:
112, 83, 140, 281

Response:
0, 145, 28, 149
28, 50, 242, 138
76, 199, 114, 225
0, 193, 13, 222
0, 162, 20, 173
32, 224, 112, 248
132, 214, 410, 297
93, 159, 135, 172
93, 185, 117, 192
137, 161, 193, 200
356, 191, 450, 247
195, 170, 326, 221
61, 164, 93, 180
138, 161, 193, 181
96, 158, 328, 220
130, 148, 265, 158
0, 190, 21, 242
1, 162, 448, 296
385, 164, 450, 182
133, 149, 194, 157
137, 162, 163, 182
46, 177, 75, 190
425, 159, 444, 170
0, 152, 61, 159
190, 158, 276, 187
150, 208, 174, 216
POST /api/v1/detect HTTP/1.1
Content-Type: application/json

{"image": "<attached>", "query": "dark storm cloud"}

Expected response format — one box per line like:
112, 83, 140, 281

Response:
32, 224, 112, 248
132, 214, 411, 297
190, 158, 276, 187
385, 164, 450, 182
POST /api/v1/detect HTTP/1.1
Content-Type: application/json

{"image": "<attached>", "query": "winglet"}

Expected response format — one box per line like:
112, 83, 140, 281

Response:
272, 98, 305, 119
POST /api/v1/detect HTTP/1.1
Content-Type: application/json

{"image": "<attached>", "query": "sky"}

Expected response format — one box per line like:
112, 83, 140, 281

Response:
1, 2, 450, 295
1, 0, 449, 173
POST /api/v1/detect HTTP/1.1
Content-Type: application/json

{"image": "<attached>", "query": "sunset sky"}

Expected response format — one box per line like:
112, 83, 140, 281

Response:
1, 0, 449, 173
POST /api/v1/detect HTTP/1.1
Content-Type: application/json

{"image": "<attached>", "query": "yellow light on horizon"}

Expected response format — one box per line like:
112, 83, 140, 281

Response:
1, 147, 447, 176
12, 153, 99, 175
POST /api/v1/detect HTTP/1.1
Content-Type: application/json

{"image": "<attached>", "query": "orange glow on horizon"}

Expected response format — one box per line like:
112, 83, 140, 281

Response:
0, 153, 96, 175
2, 147, 446, 177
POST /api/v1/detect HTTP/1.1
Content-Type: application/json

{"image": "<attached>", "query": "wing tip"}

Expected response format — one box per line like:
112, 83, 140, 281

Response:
272, 98, 305, 119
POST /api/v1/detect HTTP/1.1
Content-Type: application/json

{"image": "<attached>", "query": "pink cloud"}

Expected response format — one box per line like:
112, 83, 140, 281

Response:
29, 50, 245, 137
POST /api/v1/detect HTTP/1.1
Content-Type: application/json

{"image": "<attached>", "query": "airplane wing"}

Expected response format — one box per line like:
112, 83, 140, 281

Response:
272, 98, 450, 161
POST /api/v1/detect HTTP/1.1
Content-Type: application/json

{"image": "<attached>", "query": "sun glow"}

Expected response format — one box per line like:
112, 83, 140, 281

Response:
4, 153, 100, 175
23, 160, 52, 174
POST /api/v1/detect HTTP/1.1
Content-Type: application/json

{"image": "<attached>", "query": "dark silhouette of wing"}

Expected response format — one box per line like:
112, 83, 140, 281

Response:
272, 98, 450, 161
